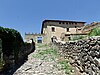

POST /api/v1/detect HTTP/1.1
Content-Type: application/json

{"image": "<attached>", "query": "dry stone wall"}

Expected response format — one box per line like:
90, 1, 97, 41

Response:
53, 37, 100, 75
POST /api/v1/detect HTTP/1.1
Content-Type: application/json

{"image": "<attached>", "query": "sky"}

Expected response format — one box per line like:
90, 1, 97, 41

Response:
0, 0, 100, 39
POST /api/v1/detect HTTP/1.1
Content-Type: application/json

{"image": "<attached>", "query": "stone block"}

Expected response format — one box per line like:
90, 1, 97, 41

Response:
94, 57, 100, 68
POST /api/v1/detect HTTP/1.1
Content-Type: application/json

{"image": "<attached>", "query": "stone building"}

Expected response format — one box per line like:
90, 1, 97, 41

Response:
25, 20, 100, 44
24, 33, 46, 44
41, 20, 86, 43
25, 20, 86, 44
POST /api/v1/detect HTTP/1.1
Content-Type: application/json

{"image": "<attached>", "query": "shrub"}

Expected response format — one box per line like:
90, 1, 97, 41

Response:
88, 27, 100, 36
71, 35, 86, 41
0, 26, 24, 68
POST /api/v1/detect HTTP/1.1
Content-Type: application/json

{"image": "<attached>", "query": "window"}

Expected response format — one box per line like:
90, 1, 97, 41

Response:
52, 27, 55, 32
75, 23, 77, 25
66, 22, 68, 24
62, 22, 65, 24
66, 28, 69, 32
59, 22, 61, 24
37, 36, 42, 43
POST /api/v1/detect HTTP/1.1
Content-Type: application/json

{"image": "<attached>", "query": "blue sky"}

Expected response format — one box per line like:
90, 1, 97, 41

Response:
0, 0, 100, 38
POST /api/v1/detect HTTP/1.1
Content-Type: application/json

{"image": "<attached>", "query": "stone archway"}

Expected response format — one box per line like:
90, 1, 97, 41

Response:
51, 36, 57, 42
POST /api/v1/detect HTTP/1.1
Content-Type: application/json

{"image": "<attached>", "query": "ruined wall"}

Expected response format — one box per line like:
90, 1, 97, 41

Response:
53, 37, 100, 75
25, 33, 47, 44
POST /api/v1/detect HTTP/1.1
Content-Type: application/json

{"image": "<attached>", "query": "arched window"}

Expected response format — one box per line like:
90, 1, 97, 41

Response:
52, 27, 55, 32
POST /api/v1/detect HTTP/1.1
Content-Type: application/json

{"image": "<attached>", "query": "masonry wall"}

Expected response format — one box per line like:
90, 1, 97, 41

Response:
53, 37, 100, 75
25, 34, 47, 44
44, 25, 81, 43
42, 21, 85, 43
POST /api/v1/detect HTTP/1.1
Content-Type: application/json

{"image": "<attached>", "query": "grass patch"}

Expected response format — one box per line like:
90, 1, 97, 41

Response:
70, 35, 87, 41
39, 48, 57, 55
37, 44, 48, 48
59, 60, 72, 74
33, 47, 58, 60
33, 45, 72, 74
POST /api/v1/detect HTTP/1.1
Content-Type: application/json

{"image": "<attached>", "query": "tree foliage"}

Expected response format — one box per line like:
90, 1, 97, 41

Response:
0, 26, 24, 64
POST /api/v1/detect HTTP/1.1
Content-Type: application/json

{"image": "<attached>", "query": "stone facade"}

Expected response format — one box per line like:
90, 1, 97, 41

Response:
41, 20, 86, 43
24, 33, 46, 44
25, 20, 100, 44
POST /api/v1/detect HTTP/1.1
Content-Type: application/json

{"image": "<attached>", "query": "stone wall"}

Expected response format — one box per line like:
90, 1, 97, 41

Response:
25, 33, 46, 44
41, 20, 85, 44
53, 37, 100, 75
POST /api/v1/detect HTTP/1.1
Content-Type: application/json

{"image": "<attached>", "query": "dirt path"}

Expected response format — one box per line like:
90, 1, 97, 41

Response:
13, 44, 72, 75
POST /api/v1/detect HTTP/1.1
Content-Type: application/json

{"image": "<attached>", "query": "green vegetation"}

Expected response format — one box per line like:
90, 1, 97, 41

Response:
59, 60, 72, 74
70, 35, 87, 41
33, 47, 57, 60
70, 27, 100, 41
0, 26, 24, 69
33, 44, 72, 74
37, 44, 48, 48
88, 27, 100, 36
40, 48, 57, 55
